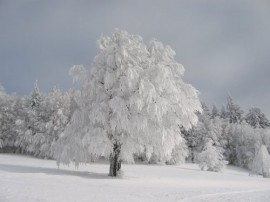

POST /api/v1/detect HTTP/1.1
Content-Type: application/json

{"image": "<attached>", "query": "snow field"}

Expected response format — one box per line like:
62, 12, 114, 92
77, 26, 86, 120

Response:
1, 154, 270, 202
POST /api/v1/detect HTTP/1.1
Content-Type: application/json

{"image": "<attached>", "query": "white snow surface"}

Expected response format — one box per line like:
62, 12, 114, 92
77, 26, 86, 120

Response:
1, 154, 270, 202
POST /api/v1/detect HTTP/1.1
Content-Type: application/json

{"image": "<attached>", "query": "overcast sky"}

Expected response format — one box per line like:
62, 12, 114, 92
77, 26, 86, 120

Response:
1, 0, 270, 117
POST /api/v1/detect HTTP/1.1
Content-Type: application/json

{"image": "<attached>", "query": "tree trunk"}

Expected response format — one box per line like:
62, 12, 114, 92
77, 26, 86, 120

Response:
109, 142, 122, 177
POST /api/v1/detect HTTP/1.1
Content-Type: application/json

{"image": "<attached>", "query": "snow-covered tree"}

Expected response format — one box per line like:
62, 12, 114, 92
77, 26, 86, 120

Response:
245, 107, 270, 129
35, 87, 71, 158
211, 105, 219, 119
15, 83, 54, 158
185, 103, 224, 163
26, 86, 74, 158
197, 140, 226, 172
261, 129, 270, 153
21, 82, 47, 156
0, 85, 12, 150
31, 80, 42, 109
219, 120, 234, 163
12, 96, 29, 153
0, 85, 21, 153
184, 108, 209, 162
55, 29, 202, 176
201, 102, 211, 118
233, 122, 261, 169
69, 64, 87, 83
226, 96, 244, 124
220, 106, 227, 119
250, 145, 270, 178
0, 84, 5, 97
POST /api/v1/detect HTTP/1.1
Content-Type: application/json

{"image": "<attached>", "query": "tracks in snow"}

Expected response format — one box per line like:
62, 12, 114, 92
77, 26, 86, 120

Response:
178, 188, 270, 202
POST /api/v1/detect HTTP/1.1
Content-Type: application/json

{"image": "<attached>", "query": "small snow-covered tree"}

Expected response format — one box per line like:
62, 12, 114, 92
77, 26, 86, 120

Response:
261, 129, 270, 153
55, 29, 202, 176
220, 106, 227, 119
25, 86, 74, 158
245, 107, 270, 129
184, 106, 210, 162
12, 96, 29, 153
0, 84, 5, 97
232, 122, 261, 169
21, 81, 46, 156
185, 103, 223, 163
226, 96, 244, 124
17, 82, 53, 158
0, 85, 14, 151
250, 145, 270, 178
197, 140, 226, 172
31, 80, 42, 109
201, 102, 211, 118
0, 85, 21, 153
36, 87, 71, 158
211, 105, 219, 119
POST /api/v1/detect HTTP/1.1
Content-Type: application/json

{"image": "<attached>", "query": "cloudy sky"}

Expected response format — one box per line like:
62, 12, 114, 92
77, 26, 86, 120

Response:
1, 0, 270, 117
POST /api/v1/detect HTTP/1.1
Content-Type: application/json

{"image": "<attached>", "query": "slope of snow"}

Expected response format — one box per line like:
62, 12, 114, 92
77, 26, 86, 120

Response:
1, 154, 270, 202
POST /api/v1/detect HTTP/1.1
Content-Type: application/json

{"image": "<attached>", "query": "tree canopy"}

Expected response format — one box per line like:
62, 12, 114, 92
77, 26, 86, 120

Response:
54, 29, 202, 176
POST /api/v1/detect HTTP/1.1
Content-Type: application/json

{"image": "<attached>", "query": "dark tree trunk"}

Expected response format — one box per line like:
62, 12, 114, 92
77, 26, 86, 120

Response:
109, 142, 121, 177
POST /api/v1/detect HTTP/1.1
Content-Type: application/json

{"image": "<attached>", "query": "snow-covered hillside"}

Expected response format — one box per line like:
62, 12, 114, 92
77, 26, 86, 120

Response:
1, 154, 270, 202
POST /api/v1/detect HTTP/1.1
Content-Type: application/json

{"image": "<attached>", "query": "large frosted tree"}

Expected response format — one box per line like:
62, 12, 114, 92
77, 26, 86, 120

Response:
55, 29, 201, 176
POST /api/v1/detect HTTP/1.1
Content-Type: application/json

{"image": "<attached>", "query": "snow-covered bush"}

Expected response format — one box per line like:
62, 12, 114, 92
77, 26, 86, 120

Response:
250, 145, 270, 178
197, 140, 227, 172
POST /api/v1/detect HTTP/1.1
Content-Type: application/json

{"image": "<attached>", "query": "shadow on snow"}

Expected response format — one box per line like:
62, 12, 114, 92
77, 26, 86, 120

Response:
0, 164, 110, 179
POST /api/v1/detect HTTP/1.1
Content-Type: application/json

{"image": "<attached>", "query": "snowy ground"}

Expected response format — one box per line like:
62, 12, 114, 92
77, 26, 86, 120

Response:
1, 154, 270, 202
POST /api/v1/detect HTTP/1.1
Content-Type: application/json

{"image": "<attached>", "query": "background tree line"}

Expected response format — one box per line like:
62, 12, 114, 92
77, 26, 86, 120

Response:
1, 81, 270, 176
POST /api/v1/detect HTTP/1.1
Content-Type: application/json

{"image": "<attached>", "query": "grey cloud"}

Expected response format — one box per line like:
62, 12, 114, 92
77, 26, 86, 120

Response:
0, 0, 270, 117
